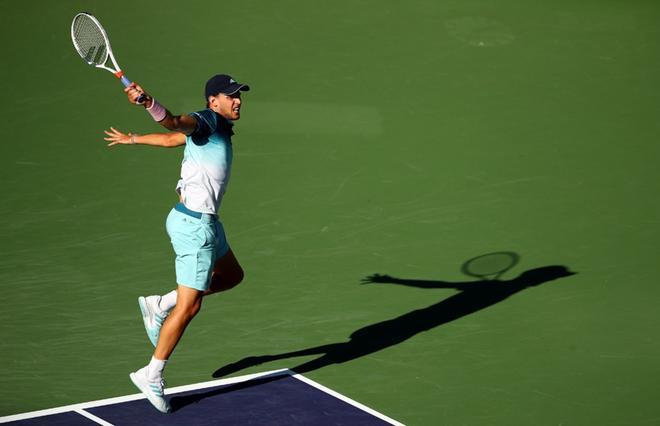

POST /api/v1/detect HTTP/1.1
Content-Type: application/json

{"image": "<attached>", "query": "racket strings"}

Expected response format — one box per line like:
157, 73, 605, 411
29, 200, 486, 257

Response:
461, 252, 520, 280
72, 15, 107, 65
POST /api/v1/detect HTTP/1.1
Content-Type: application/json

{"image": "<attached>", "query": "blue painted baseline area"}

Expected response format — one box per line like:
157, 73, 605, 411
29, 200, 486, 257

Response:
0, 370, 403, 426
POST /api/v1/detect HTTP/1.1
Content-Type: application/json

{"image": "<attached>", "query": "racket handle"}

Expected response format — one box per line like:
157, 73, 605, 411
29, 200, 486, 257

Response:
119, 75, 132, 87
119, 75, 146, 104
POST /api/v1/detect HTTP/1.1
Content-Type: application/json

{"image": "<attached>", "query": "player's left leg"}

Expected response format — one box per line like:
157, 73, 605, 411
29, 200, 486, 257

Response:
205, 248, 244, 295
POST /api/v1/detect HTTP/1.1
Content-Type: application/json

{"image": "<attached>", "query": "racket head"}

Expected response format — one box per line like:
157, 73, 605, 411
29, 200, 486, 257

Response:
461, 251, 520, 281
71, 12, 111, 68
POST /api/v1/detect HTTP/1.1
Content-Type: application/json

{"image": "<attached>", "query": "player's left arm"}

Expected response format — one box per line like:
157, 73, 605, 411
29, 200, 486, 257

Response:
103, 127, 186, 148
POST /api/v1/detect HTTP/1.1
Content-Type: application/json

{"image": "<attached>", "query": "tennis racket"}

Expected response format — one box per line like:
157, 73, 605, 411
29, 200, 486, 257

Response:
70, 12, 145, 103
461, 251, 520, 281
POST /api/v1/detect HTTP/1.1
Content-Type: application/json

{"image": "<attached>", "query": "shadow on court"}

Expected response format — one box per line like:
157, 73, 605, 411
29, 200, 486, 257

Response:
209, 264, 575, 386
168, 374, 286, 413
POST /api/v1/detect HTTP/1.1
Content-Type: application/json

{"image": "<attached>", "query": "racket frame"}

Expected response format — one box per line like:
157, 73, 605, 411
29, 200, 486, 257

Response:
71, 12, 132, 87
461, 251, 520, 281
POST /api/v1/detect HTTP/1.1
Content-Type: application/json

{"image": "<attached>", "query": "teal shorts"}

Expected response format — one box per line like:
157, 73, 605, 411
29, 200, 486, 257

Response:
166, 204, 229, 291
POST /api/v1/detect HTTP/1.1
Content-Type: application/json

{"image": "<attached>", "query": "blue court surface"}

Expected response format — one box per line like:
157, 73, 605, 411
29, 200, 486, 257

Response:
0, 370, 403, 425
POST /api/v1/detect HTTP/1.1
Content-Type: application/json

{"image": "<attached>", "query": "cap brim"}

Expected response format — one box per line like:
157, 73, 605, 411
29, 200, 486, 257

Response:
224, 83, 250, 95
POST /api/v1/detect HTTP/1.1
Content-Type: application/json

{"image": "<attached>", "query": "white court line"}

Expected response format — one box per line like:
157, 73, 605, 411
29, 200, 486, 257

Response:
291, 373, 405, 426
0, 369, 287, 424
0, 368, 404, 425
73, 409, 114, 426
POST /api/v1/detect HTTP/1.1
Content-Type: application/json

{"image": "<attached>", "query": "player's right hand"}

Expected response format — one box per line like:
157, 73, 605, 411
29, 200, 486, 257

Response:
124, 83, 151, 106
360, 274, 395, 284
103, 127, 132, 147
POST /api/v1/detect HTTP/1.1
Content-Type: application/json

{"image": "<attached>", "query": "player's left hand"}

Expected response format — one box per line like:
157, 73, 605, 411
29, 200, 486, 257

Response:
103, 127, 133, 147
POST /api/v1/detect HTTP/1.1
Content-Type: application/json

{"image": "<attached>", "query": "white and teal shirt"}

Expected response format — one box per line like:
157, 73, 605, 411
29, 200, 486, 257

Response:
176, 109, 234, 215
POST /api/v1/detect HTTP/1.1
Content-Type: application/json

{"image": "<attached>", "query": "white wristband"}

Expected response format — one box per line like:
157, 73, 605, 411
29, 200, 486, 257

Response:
146, 99, 167, 122
130, 134, 137, 145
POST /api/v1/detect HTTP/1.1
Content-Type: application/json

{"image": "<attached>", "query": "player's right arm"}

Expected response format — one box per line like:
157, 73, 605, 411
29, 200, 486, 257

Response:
361, 274, 467, 289
124, 83, 198, 135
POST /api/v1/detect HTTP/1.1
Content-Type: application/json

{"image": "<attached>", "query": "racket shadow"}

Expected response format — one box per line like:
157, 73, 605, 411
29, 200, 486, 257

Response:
212, 265, 576, 380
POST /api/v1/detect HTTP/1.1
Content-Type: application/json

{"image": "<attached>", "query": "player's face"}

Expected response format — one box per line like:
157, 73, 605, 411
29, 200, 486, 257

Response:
210, 92, 242, 120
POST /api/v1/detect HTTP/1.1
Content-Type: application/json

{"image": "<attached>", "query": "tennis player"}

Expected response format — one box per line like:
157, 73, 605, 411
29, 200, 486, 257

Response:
103, 74, 249, 413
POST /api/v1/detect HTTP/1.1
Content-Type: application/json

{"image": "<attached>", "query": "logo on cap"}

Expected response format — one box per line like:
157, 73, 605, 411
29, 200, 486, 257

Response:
230, 79, 236, 84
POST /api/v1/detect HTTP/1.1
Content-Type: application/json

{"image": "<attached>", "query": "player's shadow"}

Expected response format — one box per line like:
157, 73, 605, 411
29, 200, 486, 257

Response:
169, 373, 286, 413
211, 265, 575, 379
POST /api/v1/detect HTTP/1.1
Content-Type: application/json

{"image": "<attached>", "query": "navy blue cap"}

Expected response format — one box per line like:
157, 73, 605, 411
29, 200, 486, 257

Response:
205, 74, 250, 99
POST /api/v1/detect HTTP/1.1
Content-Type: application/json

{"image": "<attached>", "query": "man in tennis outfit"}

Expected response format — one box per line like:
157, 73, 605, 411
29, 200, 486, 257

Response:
104, 74, 249, 413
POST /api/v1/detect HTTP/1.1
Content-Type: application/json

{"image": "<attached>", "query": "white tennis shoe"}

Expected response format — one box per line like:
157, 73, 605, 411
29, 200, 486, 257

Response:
138, 296, 168, 347
129, 367, 171, 414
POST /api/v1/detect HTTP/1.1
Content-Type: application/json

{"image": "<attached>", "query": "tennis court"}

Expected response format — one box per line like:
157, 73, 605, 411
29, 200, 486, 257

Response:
1, 1, 660, 424
1, 370, 402, 425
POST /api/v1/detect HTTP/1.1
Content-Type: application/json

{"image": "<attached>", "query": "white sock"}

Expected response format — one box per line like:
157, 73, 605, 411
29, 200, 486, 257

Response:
159, 290, 177, 313
147, 356, 167, 381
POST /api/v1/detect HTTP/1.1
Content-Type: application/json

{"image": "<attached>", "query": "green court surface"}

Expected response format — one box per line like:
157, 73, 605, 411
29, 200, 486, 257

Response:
2, 1, 660, 424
